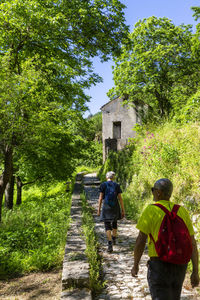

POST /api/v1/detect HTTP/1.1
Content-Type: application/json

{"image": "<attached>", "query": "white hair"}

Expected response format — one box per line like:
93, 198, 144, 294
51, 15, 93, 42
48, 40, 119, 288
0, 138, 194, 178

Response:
106, 171, 115, 179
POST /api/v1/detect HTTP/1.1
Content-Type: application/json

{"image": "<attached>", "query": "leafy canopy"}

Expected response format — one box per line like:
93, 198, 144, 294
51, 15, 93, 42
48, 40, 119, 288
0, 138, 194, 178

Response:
108, 17, 198, 121
0, 0, 129, 181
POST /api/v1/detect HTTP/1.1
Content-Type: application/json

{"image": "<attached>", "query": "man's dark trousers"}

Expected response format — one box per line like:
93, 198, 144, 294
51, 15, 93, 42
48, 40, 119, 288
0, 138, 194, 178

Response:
147, 260, 187, 300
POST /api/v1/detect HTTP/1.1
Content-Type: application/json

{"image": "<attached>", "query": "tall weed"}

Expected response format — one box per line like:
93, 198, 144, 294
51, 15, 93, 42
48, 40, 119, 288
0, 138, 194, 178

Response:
81, 193, 103, 293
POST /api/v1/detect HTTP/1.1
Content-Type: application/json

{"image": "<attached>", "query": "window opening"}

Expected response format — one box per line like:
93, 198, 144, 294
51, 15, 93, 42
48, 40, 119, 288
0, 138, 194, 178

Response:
113, 121, 121, 139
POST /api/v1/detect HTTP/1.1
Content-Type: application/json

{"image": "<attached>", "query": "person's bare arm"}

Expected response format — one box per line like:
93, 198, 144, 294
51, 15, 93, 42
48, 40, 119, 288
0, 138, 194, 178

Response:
190, 235, 199, 288
131, 231, 147, 277
118, 193, 125, 218
97, 192, 103, 216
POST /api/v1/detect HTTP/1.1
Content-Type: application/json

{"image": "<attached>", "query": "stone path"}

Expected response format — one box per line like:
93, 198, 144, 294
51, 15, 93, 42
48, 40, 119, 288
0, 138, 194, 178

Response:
61, 174, 92, 300
83, 173, 200, 300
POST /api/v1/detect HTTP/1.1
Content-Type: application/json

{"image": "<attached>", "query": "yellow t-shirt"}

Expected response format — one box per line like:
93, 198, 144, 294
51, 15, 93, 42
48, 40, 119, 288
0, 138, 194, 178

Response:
136, 200, 194, 257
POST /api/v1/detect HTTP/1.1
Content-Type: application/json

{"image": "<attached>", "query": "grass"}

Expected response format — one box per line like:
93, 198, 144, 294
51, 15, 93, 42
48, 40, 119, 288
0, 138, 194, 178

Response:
100, 122, 200, 221
0, 181, 72, 278
76, 165, 100, 175
81, 192, 104, 294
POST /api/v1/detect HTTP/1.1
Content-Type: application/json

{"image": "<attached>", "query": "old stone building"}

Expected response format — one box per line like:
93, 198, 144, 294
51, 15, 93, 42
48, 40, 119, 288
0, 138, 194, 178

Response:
101, 96, 139, 161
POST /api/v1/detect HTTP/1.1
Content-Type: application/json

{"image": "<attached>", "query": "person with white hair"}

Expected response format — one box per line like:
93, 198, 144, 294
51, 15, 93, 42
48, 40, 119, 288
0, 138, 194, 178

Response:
97, 171, 125, 253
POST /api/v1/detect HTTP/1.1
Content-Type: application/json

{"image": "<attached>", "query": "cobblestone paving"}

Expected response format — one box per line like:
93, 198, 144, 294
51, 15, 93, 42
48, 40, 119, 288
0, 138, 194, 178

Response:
83, 173, 200, 300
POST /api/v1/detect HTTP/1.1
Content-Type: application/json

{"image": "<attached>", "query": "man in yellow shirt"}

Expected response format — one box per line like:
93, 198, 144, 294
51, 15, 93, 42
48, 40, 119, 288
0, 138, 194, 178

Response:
131, 178, 199, 300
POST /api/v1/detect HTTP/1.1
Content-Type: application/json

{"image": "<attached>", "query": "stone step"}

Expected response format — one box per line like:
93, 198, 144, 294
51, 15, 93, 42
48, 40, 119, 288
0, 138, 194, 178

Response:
61, 288, 92, 300
83, 173, 101, 186
83, 181, 101, 186
62, 261, 90, 290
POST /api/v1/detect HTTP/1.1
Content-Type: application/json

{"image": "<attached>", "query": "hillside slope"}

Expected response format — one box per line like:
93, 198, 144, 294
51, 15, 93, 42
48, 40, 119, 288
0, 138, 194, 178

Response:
99, 122, 200, 225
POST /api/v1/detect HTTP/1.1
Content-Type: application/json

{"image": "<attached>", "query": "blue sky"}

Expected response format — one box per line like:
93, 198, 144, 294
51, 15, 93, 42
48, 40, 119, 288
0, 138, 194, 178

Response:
85, 0, 199, 116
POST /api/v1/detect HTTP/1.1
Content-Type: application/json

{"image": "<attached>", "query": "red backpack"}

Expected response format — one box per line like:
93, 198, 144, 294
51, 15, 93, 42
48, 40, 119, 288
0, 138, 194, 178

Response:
149, 203, 193, 264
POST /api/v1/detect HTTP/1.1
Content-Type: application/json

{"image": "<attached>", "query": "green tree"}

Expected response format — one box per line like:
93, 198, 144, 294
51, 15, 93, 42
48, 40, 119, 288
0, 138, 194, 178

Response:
87, 112, 102, 141
82, 113, 103, 167
0, 0, 129, 220
0, 56, 83, 210
109, 17, 199, 121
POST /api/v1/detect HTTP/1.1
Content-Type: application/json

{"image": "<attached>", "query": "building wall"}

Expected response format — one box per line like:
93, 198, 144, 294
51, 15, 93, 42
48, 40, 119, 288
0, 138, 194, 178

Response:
101, 97, 138, 161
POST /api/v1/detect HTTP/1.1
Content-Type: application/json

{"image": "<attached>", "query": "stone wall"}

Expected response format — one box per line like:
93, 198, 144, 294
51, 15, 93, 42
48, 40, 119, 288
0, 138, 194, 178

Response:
101, 97, 138, 161
61, 173, 91, 300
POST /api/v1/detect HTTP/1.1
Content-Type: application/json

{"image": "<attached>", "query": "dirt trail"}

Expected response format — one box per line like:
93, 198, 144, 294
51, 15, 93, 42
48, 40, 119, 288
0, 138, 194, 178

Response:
0, 270, 62, 299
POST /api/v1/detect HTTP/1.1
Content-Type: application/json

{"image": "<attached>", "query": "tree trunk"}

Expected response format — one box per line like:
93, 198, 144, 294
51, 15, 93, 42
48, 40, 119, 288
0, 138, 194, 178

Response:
4, 175, 15, 209
0, 146, 13, 222
16, 176, 23, 205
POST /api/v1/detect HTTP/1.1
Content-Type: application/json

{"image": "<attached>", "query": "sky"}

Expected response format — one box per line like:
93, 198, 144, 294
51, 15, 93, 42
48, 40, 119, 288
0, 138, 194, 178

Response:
85, 0, 200, 116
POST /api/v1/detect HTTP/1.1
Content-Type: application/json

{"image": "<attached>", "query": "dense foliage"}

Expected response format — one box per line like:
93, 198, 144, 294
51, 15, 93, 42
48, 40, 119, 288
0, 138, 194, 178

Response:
108, 16, 200, 121
0, 181, 71, 278
0, 0, 128, 220
99, 121, 200, 223
77, 112, 103, 168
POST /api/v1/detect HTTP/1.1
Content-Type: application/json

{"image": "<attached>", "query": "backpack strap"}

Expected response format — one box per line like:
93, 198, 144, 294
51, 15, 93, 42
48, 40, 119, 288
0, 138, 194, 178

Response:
153, 203, 170, 215
149, 233, 156, 244
153, 203, 180, 216
171, 204, 180, 214
104, 181, 109, 195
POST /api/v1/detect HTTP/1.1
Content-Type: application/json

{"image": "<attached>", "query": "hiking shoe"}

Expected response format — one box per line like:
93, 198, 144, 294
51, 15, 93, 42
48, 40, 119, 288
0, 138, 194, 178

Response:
112, 236, 116, 245
107, 242, 113, 253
